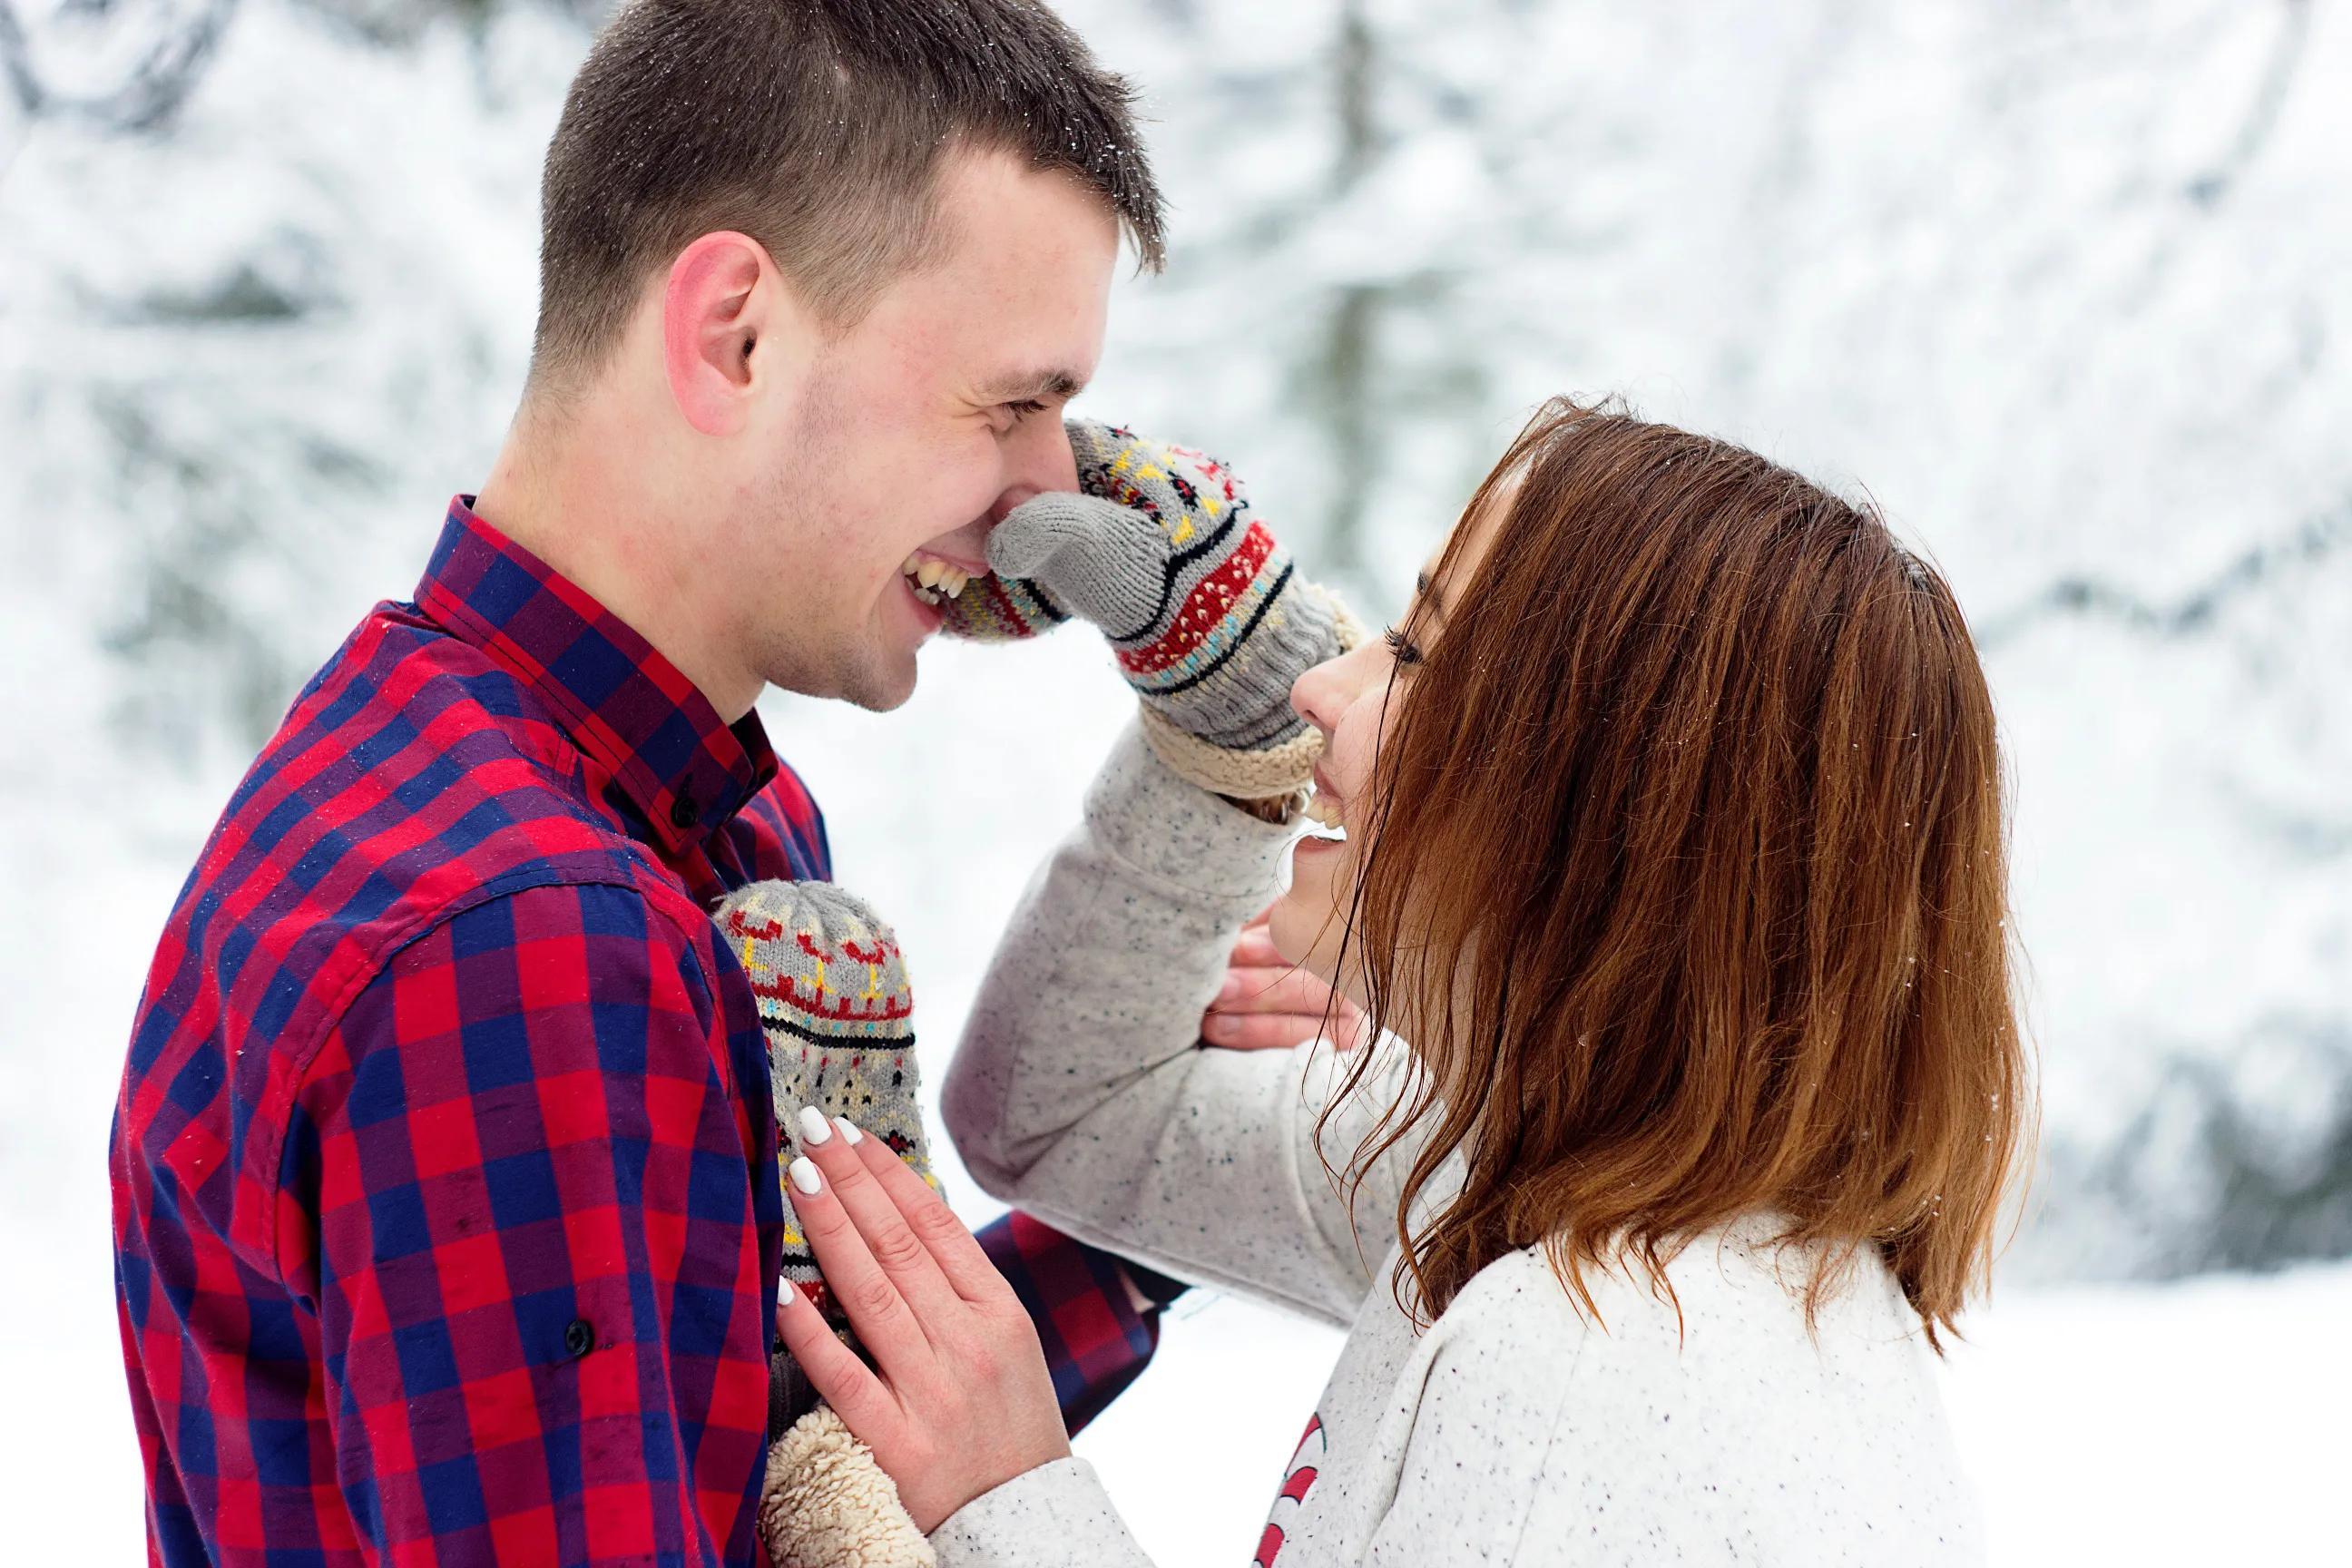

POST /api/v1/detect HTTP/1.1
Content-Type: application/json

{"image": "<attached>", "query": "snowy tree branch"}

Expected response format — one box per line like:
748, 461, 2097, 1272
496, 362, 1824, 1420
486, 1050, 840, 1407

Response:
1979, 494, 2349, 646
0, 1, 44, 115
0, 0, 240, 132
2186, 0, 2311, 207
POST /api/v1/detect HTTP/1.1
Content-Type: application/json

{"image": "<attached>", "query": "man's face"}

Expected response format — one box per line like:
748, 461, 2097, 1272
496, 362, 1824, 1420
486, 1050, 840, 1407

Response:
739, 149, 1118, 710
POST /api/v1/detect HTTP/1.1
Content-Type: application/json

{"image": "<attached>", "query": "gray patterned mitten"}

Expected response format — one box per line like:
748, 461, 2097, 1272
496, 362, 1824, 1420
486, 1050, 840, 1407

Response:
714, 880, 938, 1567
945, 419, 1362, 803
712, 879, 933, 1435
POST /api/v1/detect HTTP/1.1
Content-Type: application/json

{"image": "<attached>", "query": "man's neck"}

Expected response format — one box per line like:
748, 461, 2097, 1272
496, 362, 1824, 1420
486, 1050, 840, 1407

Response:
474, 406, 763, 723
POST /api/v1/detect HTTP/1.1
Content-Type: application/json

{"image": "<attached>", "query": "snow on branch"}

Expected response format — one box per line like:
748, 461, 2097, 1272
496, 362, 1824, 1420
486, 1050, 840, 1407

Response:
0, 0, 240, 132
2187, 0, 2312, 208
1978, 494, 2350, 646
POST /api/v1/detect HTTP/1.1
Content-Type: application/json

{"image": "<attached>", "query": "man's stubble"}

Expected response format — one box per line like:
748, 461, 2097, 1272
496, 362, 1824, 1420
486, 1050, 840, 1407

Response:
737, 356, 916, 716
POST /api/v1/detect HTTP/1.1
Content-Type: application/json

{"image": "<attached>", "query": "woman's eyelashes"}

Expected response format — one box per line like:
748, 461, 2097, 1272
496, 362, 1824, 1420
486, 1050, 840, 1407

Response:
1383, 624, 1425, 666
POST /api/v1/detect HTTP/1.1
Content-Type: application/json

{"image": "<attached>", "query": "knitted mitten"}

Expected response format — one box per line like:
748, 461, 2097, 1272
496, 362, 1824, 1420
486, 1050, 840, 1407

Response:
942, 419, 1364, 803
712, 879, 936, 1568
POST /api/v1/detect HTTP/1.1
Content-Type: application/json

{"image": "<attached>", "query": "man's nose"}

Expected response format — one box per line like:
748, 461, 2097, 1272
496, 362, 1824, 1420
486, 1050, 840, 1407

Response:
989, 416, 1080, 524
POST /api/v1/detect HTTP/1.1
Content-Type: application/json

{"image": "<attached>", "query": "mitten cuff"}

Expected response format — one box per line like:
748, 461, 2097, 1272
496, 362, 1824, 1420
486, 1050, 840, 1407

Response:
760, 1405, 936, 1568
1136, 583, 1369, 803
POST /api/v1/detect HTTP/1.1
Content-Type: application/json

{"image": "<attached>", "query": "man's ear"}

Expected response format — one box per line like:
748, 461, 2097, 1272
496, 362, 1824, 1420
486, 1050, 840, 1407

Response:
662, 231, 791, 436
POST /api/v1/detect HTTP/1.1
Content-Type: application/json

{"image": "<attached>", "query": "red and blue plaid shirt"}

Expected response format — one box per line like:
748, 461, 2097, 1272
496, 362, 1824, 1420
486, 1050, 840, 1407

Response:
113, 498, 1171, 1567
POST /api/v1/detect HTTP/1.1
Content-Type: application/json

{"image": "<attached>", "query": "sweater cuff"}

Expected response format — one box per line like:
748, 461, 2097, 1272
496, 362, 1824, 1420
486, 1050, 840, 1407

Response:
1083, 721, 1298, 900
930, 1456, 1151, 1568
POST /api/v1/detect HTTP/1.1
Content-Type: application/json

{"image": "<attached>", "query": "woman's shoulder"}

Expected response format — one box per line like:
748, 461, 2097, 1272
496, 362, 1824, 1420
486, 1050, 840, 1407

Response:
1429, 1212, 1932, 1376
1409, 1223, 1977, 1563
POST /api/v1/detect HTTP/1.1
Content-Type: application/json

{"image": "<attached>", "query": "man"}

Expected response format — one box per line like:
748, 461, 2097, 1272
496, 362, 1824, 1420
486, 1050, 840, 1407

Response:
110, 3, 1256, 1562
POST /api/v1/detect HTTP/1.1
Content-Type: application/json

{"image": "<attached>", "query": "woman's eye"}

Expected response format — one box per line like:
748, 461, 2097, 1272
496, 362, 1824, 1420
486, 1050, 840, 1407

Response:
1004, 398, 1048, 422
1383, 625, 1424, 666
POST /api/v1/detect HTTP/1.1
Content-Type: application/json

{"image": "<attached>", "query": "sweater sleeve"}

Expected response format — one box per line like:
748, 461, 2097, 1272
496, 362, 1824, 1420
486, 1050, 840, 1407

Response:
928, 1458, 1156, 1568
928, 1284, 1590, 1568
941, 722, 1420, 1328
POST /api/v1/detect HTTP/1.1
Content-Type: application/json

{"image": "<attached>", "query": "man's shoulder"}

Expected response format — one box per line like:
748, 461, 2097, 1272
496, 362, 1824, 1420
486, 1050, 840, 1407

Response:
119, 599, 720, 1262
241, 595, 664, 907
147, 599, 683, 1065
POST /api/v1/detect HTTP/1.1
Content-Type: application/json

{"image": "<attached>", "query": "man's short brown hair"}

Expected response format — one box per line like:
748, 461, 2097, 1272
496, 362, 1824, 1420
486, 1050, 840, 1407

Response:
531, 0, 1164, 399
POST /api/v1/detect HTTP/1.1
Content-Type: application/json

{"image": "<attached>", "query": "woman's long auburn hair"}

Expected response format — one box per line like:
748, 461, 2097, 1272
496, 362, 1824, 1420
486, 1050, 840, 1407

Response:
1328, 399, 2030, 1348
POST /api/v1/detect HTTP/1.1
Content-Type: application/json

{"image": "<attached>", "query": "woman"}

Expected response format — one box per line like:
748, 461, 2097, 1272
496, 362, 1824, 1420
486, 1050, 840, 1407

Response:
773, 400, 2028, 1565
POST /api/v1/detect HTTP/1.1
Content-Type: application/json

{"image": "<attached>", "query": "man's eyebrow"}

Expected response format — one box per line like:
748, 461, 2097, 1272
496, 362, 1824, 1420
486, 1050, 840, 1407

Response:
976, 368, 1087, 403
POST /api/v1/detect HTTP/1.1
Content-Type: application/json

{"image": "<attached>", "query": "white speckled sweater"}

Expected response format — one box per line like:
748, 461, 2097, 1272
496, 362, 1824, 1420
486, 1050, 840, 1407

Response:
936, 725, 1984, 1566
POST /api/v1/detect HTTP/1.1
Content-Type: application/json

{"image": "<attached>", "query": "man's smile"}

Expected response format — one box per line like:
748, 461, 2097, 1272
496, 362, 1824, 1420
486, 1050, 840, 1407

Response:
899, 549, 983, 607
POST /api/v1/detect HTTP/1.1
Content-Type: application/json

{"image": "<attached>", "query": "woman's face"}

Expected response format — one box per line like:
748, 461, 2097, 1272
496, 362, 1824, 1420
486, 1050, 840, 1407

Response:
1268, 494, 1502, 1001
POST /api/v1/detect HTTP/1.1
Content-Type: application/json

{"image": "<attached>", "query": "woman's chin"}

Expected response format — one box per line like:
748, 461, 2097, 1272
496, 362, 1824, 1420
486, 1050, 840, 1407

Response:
1265, 885, 1333, 982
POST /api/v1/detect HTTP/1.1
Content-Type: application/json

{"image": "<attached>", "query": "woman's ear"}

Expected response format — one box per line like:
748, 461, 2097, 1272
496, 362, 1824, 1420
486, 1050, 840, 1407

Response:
662, 231, 794, 436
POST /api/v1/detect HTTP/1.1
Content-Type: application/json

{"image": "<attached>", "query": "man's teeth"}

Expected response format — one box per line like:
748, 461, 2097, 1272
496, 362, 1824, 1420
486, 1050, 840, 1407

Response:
901, 555, 975, 606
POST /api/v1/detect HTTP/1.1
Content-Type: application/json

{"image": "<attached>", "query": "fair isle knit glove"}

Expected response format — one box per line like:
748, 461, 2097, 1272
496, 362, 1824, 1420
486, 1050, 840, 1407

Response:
942, 418, 1365, 805
712, 880, 936, 1568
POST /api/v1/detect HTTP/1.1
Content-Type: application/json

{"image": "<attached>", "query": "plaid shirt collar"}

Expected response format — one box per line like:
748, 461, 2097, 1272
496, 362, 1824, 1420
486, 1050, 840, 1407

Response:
415, 495, 779, 856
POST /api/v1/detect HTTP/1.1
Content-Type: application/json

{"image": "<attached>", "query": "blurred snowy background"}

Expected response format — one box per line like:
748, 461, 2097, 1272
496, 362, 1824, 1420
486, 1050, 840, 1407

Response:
2, 0, 2344, 1560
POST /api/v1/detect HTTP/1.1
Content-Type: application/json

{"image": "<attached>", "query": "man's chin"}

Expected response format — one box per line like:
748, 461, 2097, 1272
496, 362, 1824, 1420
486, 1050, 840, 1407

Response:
837, 659, 918, 714
765, 639, 918, 713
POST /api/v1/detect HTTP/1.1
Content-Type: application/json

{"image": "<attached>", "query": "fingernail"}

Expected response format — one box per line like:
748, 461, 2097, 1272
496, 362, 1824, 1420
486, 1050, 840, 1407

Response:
789, 1157, 822, 1195
1201, 1014, 1232, 1042
834, 1116, 864, 1144
1215, 974, 1242, 1004
798, 1105, 833, 1146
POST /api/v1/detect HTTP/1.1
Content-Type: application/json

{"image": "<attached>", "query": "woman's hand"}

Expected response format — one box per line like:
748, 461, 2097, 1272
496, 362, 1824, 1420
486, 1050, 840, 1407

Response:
1200, 909, 1371, 1052
946, 419, 1353, 808
774, 1112, 1073, 1534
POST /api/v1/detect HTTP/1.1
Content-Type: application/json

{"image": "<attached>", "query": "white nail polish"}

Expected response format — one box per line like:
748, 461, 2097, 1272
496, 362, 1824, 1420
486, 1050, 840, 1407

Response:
789, 1157, 822, 1195
798, 1105, 832, 1146
834, 1116, 864, 1144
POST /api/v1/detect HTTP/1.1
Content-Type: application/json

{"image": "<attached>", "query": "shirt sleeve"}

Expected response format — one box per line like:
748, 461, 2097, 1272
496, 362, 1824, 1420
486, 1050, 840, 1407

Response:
974, 1210, 1177, 1437
292, 879, 779, 1566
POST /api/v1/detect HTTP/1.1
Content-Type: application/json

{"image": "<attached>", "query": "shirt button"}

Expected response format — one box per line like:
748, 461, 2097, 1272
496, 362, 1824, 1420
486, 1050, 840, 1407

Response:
564, 1318, 595, 1358
670, 794, 701, 830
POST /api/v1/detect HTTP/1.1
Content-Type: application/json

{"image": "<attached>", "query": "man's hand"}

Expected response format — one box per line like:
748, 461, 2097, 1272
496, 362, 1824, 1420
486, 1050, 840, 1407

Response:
1200, 909, 1370, 1052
